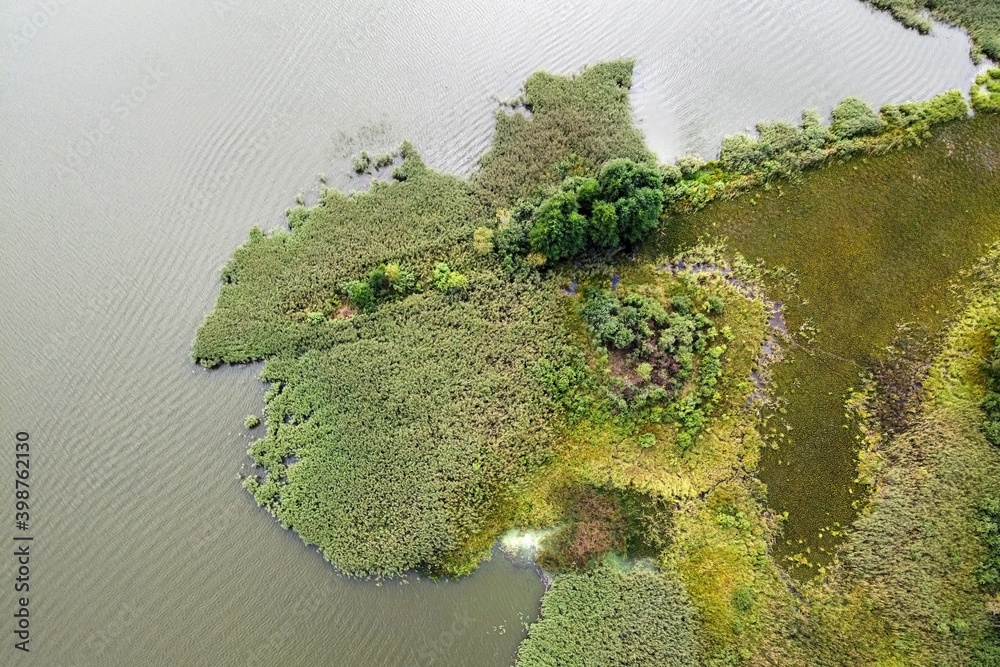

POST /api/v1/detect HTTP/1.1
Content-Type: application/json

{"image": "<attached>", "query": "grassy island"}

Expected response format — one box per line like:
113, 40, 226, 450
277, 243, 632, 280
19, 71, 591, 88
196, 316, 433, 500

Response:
195, 60, 1000, 663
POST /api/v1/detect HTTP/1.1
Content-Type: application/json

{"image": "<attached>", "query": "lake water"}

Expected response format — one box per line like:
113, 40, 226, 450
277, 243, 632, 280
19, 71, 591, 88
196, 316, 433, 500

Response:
0, 0, 985, 663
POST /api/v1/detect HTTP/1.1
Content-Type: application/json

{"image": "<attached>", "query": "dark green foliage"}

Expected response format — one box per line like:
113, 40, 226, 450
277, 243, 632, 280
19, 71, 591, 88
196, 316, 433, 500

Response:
830, 96, 886, 139
972, 630, 1000, 666
474, 60, 656, 207
862, 0, 1000, 61
597, 158, 664, 243
976, 497, 1000, 594
524, 158, 665, 262
516, 564, 701, 666
529, 190, 588, 261
588, 200, 619, 248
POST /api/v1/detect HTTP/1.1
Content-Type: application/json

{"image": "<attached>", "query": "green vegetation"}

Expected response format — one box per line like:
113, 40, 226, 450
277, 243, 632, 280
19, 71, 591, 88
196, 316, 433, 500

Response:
669, 88, 967, 213
516, 564, 702, 666
578, 285, 727, 450
244, 414, 260, 429
196, 56, 1000, 664
660, 113, 1000, 566
195, 61, 657, 577
521, 159, 664, 262
981, 328, 1000, 445
862, 0, 1000, 61
973, 68, 1000, 114
474, 60, 655, 207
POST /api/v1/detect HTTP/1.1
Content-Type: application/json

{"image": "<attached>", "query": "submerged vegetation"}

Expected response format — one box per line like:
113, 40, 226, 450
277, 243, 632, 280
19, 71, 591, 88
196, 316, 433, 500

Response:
195, 56, 1000, 664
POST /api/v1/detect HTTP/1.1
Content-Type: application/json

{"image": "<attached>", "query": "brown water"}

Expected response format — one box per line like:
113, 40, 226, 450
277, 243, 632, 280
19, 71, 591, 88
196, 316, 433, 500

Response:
0, 0, 985, 663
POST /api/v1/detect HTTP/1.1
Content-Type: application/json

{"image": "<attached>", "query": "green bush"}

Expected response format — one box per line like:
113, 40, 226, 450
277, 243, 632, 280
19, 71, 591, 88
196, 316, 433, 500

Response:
831, 96, 886, 139
244, 414, 260, 429
973, 69, 1000, 114
529, 190, 588, 261
523, 158, 664, 263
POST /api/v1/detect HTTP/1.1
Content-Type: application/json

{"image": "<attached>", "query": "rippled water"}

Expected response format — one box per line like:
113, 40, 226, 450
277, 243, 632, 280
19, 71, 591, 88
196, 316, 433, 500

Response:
0, 0, 983, 663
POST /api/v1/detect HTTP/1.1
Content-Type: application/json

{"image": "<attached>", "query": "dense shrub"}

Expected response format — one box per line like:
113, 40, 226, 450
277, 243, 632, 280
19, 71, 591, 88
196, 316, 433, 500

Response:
522, 159, 664, 263
516, 565, 701, 666
831, 96, 886, 138
973, 69, 1000, 114
580, 287, 725, 449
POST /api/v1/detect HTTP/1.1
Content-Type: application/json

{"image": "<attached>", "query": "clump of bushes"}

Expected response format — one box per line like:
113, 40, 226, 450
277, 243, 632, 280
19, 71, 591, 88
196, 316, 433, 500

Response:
520, 158, 664, 263
677, 90, 968, 213
431, 263, 469, 292
972, 68, 1000, 114
580, 287, 726, 450
352, 151, 372, 175
831, 96, 886, 139
341, 261, 418, 312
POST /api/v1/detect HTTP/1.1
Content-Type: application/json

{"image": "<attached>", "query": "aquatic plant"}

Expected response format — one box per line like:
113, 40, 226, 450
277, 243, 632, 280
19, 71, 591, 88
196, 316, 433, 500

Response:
972, 68, 1000, 114
516, 564, 702, 666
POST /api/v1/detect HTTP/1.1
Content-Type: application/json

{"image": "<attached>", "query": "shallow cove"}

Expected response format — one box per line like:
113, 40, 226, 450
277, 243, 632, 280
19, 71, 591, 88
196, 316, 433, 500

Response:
656, 114, 1000, 571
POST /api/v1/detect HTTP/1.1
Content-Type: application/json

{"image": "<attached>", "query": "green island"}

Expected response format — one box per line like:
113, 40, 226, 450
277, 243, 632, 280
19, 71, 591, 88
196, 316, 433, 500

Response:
194, 59, 1000, 664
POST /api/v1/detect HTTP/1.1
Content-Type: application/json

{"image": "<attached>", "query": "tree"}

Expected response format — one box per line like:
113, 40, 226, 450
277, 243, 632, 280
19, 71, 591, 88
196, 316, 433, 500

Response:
588, 200, 619, 248
529, 190, 587, 261
598, 159, 664, 244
